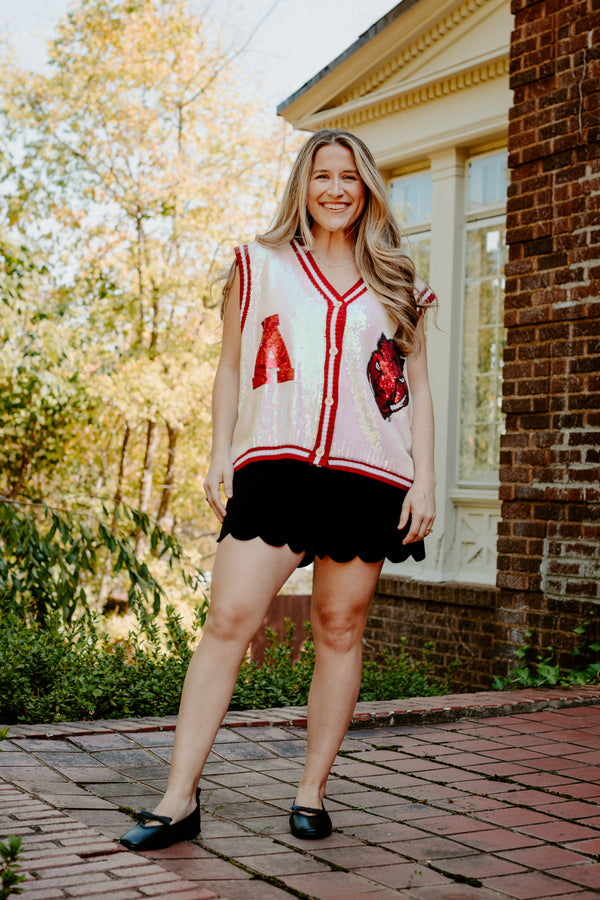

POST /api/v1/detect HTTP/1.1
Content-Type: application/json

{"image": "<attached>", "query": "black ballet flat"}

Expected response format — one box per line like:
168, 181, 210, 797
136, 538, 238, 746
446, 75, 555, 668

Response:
119, 788, 201, 851
289, 803, 332, 840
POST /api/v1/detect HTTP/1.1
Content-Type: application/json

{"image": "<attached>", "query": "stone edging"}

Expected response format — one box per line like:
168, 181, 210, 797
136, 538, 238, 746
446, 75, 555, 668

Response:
3, 685, 600, 739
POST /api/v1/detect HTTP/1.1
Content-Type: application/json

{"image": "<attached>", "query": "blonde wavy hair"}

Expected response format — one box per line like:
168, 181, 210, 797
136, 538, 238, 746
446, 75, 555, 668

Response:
223, 129, 427, 355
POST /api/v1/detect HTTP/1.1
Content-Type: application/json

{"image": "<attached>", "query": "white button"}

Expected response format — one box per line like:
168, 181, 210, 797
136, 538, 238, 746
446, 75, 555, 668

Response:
325, 397, 334, 406
333, 300, 342, 308
315, 448, 324, 458
329, 346, 338, 356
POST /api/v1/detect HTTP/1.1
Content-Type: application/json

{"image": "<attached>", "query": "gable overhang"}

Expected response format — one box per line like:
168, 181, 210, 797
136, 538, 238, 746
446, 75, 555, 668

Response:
278, 0, 511, 161
277, 0, 419, 120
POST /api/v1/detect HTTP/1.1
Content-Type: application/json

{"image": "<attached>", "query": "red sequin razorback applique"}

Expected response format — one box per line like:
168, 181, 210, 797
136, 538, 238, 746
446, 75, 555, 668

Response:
366, 333, 409, 420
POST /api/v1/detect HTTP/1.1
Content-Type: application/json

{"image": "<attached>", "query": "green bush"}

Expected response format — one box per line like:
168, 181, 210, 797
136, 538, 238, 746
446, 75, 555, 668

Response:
359, 640, 457, 701
0, 498, 203, 625
492, 619, 600, 691
0, 613, 456, 725
230, 622, 316, 710
0, 836, 23, 900
492, 622, 600, 690
0, 607, 201, 724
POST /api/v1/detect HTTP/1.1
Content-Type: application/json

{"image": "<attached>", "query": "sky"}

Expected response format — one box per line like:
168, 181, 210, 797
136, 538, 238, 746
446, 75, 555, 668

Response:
0, 0, 398, 115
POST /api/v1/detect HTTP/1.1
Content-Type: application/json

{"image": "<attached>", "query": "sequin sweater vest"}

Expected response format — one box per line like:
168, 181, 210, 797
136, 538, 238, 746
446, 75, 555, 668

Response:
231, 240, 435, 490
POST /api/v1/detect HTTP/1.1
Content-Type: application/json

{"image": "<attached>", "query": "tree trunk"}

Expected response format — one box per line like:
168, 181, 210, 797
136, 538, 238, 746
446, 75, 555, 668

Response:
9, 447, 32, 498
155, 421, 180, 534
99, 422, 130, 605
135, 418, 159, 556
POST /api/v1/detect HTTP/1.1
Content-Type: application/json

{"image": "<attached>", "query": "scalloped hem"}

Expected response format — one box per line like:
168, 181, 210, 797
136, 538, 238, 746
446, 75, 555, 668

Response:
216, 459, 426, 570
217, 526, 425, 568
217, 526, 311, 565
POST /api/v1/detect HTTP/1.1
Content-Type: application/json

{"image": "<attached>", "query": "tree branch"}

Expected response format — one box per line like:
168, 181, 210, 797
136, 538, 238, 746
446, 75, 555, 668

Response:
181, 0, 282, 109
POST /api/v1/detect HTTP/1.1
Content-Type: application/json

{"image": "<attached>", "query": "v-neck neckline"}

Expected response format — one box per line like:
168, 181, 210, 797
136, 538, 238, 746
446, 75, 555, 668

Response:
292, 240, 365, 303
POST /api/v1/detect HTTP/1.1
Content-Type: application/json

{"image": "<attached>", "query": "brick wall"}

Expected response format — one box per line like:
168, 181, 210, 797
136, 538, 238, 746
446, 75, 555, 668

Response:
364, 0, 599, 691
498, 0, 600, 671
366, 578, 498, 691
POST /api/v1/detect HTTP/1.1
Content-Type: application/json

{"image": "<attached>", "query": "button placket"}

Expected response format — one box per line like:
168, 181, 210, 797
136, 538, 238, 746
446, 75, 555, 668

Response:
311, 297, 347, 466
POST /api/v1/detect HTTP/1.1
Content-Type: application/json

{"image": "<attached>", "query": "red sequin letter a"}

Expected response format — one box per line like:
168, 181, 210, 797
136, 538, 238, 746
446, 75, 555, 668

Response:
252, 314, 295, 389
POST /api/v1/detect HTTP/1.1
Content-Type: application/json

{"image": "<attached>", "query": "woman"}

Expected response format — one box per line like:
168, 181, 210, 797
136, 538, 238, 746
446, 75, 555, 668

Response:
120, 128, 436, 851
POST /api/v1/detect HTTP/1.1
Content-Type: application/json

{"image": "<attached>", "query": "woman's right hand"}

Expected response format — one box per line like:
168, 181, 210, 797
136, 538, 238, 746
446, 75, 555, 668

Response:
203, 455, 234, 523
203, 264, 241, 525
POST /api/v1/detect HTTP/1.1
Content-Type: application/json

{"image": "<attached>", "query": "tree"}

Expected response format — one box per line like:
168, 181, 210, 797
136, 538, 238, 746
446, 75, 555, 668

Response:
0, 0, 299, 603
0, 234, 87, 500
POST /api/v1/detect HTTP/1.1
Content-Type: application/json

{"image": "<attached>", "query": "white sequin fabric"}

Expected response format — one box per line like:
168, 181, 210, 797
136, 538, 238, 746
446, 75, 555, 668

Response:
231, 240, 435, 490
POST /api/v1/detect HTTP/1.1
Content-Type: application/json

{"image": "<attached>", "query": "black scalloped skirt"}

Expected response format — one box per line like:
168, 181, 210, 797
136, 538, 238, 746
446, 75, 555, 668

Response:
217, 459, 425, 568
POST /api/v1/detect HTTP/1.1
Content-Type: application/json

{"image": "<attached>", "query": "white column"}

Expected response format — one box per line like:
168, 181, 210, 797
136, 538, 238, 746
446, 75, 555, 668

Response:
384, 147, 466, 581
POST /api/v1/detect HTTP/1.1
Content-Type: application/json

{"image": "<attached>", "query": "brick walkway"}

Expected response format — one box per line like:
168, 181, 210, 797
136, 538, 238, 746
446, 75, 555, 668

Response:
2, 686, 600, 899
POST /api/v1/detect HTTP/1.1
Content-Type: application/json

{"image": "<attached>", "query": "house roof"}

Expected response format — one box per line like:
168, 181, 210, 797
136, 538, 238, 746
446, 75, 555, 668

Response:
277, 1, 417, 115
277, 0, 511, 165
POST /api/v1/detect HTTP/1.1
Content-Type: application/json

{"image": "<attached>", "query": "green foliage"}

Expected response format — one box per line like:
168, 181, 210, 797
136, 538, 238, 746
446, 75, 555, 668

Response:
492, 621, 600, 690
567, 621, 600, 683
1, 1, 301, 576
359, 640, 457, 702
230, 622, 316, 710
0, 731, 25, 900
1, 233, 205, 627
0, 238, 44, 309
0, 234, 85, 498
0, 614, 455, 725
0, 604, 207, 724
0, 498, 203, 623
0, 836, 24, 900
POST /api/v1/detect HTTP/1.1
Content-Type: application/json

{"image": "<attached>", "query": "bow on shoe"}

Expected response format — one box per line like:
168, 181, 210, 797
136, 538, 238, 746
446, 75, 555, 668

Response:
119, 788, 201, 851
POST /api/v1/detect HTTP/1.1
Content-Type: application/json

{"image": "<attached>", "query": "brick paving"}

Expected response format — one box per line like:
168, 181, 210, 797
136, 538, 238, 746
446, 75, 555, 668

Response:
2, 686, 600, 899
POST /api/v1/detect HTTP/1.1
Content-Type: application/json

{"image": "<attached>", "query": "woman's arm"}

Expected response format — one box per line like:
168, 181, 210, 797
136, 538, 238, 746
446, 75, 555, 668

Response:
203, 268, 242, 523
398, 315, 436, 543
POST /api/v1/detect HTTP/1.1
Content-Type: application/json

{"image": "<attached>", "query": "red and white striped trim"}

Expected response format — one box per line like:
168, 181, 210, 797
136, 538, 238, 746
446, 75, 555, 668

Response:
291, 240, 366, 306
291, 240, 368, 468
327, 457, 413, 489
234, 448, 413, 489
309, 298, 345, 466
235, 244, 252, 332
417, 285, 436, 319
234, 446, 313, 470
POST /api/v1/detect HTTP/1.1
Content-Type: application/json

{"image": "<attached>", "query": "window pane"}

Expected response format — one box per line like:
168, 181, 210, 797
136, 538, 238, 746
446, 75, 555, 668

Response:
459, 220, 507, 483
390, 171, 432, 228
467, 151, 508, 214
407, 231, 431, 283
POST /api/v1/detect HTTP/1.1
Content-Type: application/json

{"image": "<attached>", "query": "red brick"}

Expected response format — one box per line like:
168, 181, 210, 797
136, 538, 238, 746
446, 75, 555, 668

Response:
140, 891, 219, 899
499, 845, 590, 869
550, 862, 600, 889
485, 870, 589, 898
522, 821, 600, 842
454, 828, 541, 852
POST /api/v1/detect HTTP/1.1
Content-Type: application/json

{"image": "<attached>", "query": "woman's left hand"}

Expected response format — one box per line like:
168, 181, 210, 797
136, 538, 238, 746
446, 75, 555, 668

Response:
398, 480, 436, 544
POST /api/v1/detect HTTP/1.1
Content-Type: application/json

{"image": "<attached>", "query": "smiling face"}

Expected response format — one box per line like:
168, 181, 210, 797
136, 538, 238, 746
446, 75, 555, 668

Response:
306, 143, 366, 238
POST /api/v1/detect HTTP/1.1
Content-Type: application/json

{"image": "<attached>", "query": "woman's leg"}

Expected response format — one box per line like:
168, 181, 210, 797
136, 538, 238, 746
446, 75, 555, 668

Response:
148, 535, 303, 823
294, 556, 383, 810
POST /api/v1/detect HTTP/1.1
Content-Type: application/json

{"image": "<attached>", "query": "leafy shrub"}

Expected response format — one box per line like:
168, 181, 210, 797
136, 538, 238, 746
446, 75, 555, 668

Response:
0, 606, 204, 724
0, 836, 23, 900
492, 622, 600, 690
0, 498, 203, 624
359, 640, 457, 701
230, 622, 316, 710
0, 614, 456, 725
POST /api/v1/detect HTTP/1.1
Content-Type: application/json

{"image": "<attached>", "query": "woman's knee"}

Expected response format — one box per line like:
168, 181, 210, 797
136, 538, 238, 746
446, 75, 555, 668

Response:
202, 601, 255, 645
312, 610, 365, 654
